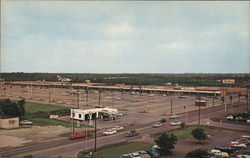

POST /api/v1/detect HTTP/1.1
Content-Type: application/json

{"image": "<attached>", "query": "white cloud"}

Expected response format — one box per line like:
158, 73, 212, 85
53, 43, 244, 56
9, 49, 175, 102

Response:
103, 23, 136, 39
159, 41, 192, 51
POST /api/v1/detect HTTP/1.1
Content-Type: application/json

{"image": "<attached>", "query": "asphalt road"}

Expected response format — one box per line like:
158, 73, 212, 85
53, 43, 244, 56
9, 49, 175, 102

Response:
0, 103, 249, 158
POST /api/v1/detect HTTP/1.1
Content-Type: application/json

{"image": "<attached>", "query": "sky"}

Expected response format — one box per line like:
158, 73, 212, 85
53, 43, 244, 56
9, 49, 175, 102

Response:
1, 1, 249, 73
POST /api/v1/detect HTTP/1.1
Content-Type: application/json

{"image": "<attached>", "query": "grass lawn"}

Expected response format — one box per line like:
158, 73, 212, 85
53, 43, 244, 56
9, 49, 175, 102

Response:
30, 118, 74, 127
153, 125, 214, 140
78, 142, 152, 158
25, 102, 68, 113
24, 102, 76, 127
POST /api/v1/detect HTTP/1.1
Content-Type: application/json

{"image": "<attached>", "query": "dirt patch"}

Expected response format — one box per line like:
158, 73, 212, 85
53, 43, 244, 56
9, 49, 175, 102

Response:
0, 126, 71, 149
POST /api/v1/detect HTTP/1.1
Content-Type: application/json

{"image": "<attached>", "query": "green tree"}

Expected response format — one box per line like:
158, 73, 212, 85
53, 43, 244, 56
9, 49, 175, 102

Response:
185, 149, 209, 158
191, 128, 207, 143
0, 99, 26, 117
155, 133, 177, 154
17, 99, 26, 116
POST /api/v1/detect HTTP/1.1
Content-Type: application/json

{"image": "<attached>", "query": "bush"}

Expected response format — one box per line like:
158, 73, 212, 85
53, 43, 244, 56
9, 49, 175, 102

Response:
191, 128, 207, 143
155, 133, 177, 154
50, 109, 70, 116
185, 149, 209, 158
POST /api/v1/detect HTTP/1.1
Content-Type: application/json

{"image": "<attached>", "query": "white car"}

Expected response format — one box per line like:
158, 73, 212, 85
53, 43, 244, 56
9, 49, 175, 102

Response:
170, 121, 182, 126
103, 129, 117, 136
236, 155, 250, 158
20, 120, 33, 125
129, 152, 142, 158
152, 122, 162, 128
211, 149, 229, 157
111, 126, 124, 131
230, 141, 247, 149
227, 115, 234, 120
152, 145, 161, 150
169, 115, 179, 119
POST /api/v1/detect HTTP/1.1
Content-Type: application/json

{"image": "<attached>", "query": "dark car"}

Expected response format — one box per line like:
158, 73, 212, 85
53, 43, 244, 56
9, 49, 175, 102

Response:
125, 130, 139, 137
146, 148, 160, 158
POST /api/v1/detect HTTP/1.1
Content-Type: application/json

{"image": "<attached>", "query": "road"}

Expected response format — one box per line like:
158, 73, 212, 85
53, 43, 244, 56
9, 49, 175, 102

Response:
0, 103, 249, 158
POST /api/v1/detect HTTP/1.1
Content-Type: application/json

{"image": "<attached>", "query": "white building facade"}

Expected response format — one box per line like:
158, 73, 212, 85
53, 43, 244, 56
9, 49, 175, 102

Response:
70, 107, 118, 121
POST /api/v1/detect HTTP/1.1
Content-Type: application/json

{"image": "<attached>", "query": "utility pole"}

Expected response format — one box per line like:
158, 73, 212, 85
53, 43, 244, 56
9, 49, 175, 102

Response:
72, 108, 75, 134
49, 92, 51, 105
198, 94, 201, 125
170, 97, 173, 116
112, 93, 115, 108
98, 89, 101, 106
85, 121, 88, 153
86, 87, 89, 106
212, 92, 215, 108
94, 117, 97, 152
247, 93, 249, 112
77, 89, 79, 109
230, 95, 233, 113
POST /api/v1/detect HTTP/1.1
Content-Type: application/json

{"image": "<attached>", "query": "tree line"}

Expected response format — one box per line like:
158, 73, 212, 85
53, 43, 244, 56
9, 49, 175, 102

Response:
0, 72, 249, 87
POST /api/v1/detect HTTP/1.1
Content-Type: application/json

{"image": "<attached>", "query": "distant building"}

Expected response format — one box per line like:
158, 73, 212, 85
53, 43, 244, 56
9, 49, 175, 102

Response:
57, 75, 71, 82
0, 116, 19, 129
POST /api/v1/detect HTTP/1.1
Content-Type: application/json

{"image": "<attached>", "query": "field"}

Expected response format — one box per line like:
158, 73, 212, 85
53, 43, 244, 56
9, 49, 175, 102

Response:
25, 102, 68, 113
24, 102, 84, 127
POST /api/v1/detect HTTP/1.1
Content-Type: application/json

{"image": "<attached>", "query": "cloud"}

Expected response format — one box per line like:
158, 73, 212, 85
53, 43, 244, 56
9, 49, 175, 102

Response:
159, 41, 192, 51
103, 23, 136, 39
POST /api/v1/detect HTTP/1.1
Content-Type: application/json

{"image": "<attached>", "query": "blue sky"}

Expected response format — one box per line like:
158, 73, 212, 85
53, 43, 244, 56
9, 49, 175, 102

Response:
1, 1, 249, 73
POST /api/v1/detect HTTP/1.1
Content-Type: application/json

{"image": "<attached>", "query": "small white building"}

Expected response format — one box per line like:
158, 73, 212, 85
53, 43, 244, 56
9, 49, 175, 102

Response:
71, 107, 118, 121
0, 116, 19, 129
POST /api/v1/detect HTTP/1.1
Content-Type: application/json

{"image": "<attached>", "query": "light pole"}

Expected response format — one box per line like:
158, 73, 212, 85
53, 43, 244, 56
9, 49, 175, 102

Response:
170, 97, 173, 116
198, 95, 201, 125
213, 92, 215, 108
94, 117, 97, 152
246, 93, 249, 112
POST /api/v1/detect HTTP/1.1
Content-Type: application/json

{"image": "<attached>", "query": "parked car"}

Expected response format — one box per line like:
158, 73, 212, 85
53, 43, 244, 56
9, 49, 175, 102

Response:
170, 121, 182, 126
152, 145, 161, 150
206, 134, 212, 139
243, 151, 250, 155
129, 152, 142, 158
146, 148, 160, 158
103, 129, 117, 136
228, 141, 247, 149
211, 149, 229, 158
125, 130, 139, 137
160, 118, 166, 123
111, 126, 124, 131
152, 122, 162, 128
236, 155, 250, 158
137, 150, 151, 158
120, 154, 130, 158
227, 115, 234, 120
169, 115, 179, 119
237, 138, 250, 145
20, 120, 33, 125
214, 146, 238, 154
